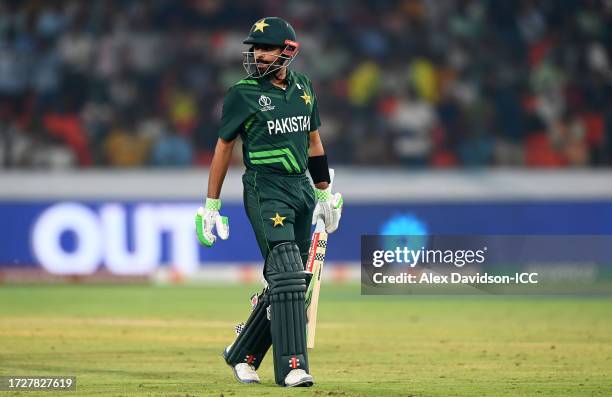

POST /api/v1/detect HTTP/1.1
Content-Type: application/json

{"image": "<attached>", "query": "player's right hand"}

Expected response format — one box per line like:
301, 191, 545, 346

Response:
195, 198, 229, 247
312, 186, 343, 234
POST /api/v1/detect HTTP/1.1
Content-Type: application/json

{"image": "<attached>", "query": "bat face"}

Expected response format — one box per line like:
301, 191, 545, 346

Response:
306, 228, 328, 273
305, 220, 328, 348
305, 230, 327, 306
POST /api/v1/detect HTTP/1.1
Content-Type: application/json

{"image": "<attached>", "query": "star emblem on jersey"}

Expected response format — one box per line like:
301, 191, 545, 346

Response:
300, 92, 312, 105
270, 213, 286, 227
253, 19, 269, 32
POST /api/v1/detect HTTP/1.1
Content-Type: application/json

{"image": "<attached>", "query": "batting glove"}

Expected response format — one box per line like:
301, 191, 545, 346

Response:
312, 186, 343, 233
195, 198, 229, 247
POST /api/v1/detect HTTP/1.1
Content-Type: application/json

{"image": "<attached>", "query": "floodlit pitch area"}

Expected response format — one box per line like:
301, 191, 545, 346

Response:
0, 285, 611, 397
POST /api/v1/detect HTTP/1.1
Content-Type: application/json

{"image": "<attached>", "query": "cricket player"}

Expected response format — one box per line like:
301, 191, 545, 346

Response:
195, 17, 343, 387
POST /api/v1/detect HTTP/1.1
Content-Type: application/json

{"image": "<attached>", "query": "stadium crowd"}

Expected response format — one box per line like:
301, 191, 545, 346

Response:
0, 0, 611, 168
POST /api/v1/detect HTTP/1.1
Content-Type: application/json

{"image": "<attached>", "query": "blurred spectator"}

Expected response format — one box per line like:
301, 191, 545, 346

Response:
0, 0, 610, 169
104, 118, 150, 167
389, 90, 436, 166
151, 128, 193, 167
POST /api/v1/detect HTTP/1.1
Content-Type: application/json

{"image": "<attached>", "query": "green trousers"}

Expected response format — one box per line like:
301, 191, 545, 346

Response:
242, 170, 316, 264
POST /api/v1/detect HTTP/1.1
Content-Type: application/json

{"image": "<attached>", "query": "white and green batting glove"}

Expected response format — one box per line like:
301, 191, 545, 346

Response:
312, 186, 343, 234
195, 198, 229, 247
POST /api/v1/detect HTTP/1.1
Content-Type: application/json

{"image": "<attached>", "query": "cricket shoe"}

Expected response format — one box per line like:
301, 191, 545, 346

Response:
223, 345, 260, 384
284, 369, 314, 387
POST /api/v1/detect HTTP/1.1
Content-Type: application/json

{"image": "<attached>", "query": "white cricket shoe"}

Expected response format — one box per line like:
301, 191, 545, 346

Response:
284, 369, 314, 387
232, 363, 260, 384
223, 345, 260, 384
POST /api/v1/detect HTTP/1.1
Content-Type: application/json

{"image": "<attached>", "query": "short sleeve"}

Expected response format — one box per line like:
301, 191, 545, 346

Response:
308, 80, 321, 132
218, 87, 252, 141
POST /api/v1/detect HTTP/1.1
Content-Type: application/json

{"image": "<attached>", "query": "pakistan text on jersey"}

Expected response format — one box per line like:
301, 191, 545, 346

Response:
267, 116, 311, 135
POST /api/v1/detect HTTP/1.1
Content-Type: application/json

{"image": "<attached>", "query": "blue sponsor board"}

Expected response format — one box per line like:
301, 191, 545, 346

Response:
2, 200, 612, 275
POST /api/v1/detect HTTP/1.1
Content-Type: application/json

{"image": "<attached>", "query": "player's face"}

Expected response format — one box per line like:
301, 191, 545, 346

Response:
253, 44, 283, 72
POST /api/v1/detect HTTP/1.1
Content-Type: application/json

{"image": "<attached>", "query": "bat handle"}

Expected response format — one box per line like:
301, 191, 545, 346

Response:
313, 168, 334, 233
315, 217, 325, 232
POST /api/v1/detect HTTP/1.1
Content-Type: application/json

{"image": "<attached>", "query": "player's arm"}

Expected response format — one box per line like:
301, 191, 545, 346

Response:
195, 138, 234, 247
308, 130, 343, 233
196, 84, 248, 247
207, 137, 236, 199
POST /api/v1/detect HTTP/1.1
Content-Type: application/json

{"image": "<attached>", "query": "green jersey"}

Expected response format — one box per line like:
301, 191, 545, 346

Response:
218, 70, 321, 175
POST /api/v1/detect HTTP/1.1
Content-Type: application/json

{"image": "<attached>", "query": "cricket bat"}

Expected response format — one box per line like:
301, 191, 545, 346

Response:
305, 217, 327, 348
305, 169, 334, 349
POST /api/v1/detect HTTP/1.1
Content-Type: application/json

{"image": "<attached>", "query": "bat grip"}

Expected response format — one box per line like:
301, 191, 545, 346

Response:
315, 218, 326, 232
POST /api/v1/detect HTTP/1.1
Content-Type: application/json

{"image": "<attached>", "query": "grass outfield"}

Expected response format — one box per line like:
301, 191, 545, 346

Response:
0, 284, 611, 397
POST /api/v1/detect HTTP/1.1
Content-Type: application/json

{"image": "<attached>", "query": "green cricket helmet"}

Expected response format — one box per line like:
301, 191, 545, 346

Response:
242, 17, 300, 78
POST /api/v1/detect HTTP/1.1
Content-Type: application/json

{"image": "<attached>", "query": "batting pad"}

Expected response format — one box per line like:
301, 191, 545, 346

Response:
223, 291, 271, 370
265, 242, 310, 385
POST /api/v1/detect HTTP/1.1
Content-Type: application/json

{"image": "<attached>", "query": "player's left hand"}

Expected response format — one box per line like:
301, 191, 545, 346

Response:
312, 186, 343, 233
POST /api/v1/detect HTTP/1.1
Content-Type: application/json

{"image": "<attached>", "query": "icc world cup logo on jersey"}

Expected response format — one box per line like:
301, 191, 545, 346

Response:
258, 95, 275, 112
